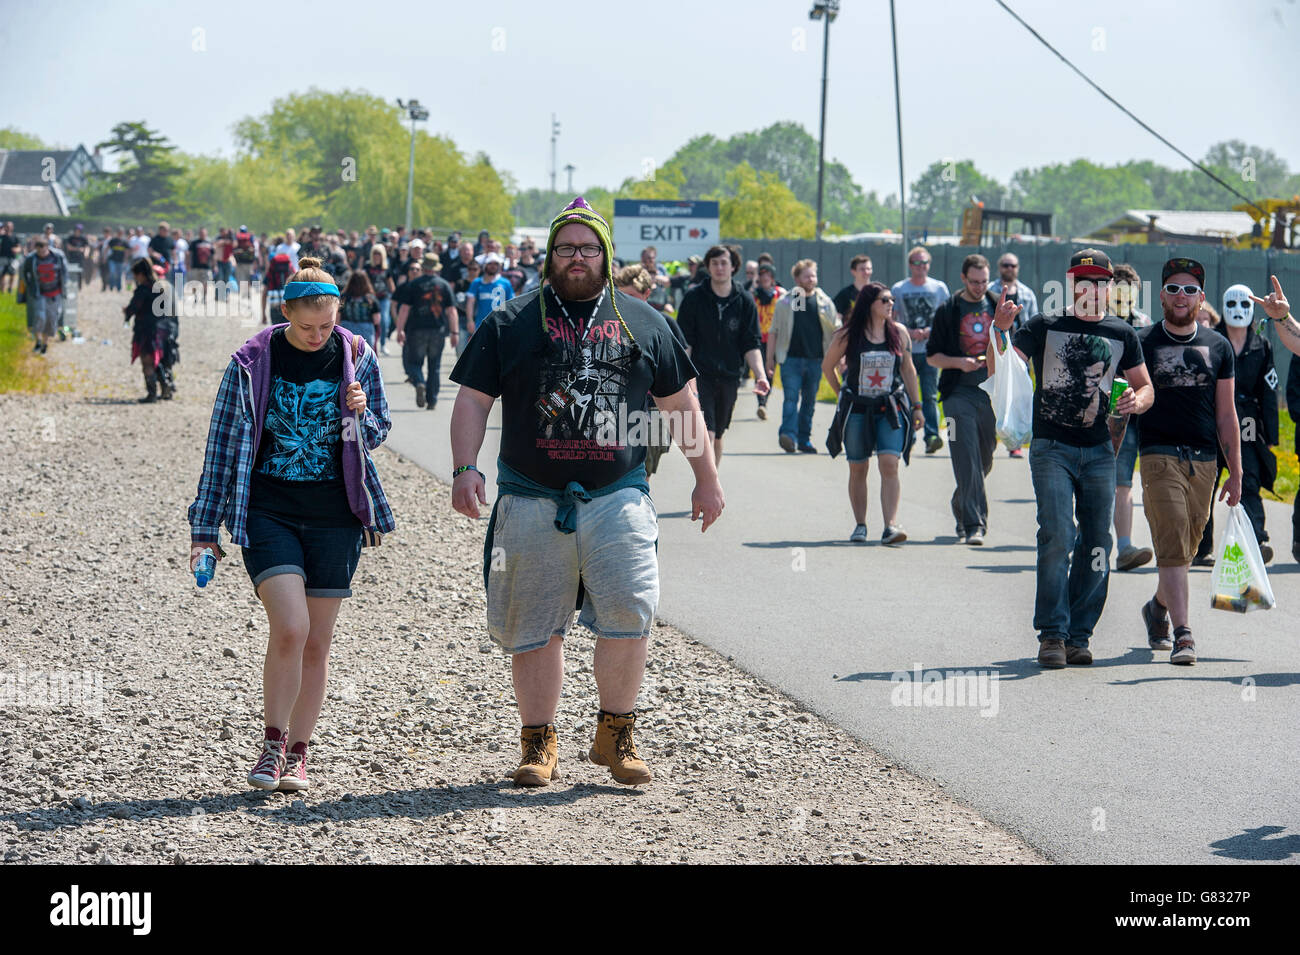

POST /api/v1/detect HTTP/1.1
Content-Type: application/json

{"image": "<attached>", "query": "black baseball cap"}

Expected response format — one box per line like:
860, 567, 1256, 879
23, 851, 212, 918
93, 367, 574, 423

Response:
1161, 257, 1205, 288
1067, 248, 1113, 278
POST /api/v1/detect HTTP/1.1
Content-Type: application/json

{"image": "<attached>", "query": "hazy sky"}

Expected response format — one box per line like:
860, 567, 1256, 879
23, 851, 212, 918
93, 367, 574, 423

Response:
5, 0, 1298, 199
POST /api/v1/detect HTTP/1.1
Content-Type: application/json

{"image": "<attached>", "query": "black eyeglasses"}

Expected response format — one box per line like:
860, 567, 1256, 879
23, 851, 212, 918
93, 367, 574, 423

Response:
552, 244, 602, 259
1163, 283, 1201, 296
1000, 262, 1017, 269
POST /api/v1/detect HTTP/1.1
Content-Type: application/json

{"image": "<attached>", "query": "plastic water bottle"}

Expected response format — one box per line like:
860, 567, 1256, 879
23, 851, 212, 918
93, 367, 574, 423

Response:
194, 548, 216, 588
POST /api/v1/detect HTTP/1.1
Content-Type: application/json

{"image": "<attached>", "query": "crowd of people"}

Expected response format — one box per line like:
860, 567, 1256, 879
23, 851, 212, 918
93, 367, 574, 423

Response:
9, 200, 1298, 793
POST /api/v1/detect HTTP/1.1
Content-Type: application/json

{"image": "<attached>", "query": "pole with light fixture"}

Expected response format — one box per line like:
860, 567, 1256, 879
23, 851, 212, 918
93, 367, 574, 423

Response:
809, 0, 838, 240
397, 98, 429, 232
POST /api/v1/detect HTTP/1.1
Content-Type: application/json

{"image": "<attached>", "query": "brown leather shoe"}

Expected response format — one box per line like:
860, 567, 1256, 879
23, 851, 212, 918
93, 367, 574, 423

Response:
1037, 638, 1067, 669
588, 711, 652, 786
513, 724, 559, 787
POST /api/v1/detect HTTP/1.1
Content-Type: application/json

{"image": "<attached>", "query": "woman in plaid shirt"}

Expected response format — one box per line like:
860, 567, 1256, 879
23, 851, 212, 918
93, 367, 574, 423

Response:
187, 258, 395, 792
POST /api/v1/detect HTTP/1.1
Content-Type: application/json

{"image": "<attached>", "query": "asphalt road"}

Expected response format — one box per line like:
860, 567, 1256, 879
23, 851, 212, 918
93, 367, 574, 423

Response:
380, 345, 1300, 865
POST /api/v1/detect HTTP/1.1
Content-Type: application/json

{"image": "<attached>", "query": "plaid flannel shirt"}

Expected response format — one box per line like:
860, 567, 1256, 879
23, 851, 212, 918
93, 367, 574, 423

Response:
187, 337, 395, 548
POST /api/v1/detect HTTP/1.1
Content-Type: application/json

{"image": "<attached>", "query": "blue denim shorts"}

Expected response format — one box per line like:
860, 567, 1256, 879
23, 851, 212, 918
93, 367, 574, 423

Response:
242, 508, 363, 598
843, 410, 906, 462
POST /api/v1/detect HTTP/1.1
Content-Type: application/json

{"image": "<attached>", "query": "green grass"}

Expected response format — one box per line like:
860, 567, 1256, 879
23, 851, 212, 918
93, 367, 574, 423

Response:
1267, 410, 1297, 506
0, 291, 49, 393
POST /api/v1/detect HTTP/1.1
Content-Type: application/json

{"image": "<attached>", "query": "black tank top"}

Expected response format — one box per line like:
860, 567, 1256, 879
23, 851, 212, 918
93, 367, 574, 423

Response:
846, 334, 903, 404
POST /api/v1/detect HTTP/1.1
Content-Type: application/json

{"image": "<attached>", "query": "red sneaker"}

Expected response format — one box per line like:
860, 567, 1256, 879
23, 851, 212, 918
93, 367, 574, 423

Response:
278, 748, 309, 791
248, 738, 286, 790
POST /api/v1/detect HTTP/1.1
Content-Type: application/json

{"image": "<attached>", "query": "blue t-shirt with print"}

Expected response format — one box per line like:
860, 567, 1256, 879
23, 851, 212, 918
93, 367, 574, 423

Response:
468, 275, 514, 325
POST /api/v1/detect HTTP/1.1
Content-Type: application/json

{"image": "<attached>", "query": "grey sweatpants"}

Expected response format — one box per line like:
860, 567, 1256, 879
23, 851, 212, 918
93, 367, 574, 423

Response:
944, 387, 996, 536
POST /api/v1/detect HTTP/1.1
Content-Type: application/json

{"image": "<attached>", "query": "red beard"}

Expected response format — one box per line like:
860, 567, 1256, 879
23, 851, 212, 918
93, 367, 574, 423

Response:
548, 260, 605, 300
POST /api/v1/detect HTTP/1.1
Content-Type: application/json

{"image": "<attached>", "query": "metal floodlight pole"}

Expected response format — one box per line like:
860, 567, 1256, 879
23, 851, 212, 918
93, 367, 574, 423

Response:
810, 0, 838, 241
564, 163, 576, 193
398, 98, 428, 233
889, 0, 907, 274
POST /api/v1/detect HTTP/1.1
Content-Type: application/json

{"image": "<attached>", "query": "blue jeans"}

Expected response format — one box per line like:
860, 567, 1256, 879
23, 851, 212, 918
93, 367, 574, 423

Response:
108, 259, 125, 291
1029, 438, 1117, 648
779, 356, 822, 446
377, 297, 392, 346
914, 354, 939, 440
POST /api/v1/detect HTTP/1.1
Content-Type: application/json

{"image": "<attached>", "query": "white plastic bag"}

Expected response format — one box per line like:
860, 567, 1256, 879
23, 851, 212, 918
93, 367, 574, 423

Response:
979, 339, 1034, 448
1209, 504, 1276, 612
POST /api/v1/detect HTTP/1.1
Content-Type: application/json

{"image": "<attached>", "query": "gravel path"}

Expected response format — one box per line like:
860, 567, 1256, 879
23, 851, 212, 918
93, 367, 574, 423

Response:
0, 284, 1045, 864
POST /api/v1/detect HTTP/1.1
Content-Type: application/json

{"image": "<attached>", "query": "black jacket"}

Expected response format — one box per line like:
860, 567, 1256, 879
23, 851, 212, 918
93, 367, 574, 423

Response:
926, 290, 999, 402
1218, 325, 1279, 489
676, 281, 761, 379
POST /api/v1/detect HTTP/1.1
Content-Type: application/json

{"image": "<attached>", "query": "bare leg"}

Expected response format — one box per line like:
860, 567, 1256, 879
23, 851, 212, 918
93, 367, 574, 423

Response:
511, 636, 564, 725
1155, 566, 1191, 630
711, 434, 723, 467
848, 460, 869, 525
1115, 486, 1133, 539
258, 575, 312, 731
286, 596, 342, 745
878, 453, 901, 527
593, 637, 648, 714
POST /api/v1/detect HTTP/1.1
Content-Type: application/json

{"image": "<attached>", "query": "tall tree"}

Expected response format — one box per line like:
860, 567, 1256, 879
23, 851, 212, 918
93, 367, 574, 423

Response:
716, 163, 816, 239
908, 160, 1006, 234
82, 121, 190, 217
0, 127, 47, 150
1009, 160, 1155, 238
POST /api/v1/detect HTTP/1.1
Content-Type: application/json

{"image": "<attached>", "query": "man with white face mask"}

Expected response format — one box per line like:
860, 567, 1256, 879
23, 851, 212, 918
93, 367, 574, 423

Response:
1198, 284, 1279, 562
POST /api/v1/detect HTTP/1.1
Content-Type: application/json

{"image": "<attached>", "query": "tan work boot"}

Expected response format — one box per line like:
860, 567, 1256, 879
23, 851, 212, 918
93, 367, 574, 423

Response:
513, 724, 559, 787
588, 711, 652, 786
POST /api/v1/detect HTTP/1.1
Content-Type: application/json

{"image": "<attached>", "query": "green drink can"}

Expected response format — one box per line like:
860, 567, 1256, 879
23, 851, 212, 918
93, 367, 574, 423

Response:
1109, 378, 1129, 414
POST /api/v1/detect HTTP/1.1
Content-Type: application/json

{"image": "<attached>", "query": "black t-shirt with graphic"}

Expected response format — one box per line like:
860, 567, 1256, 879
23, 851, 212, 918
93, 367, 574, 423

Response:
340, 293, 380, 327
107, 237, 128, 262
833, 283, 860, 320
394, 274, 455, 333
450, 287, 696, 490
363, 263, 390, 299
1013, 312, 1144, 447
189, 238, 215, 269
846, 336, 903, 406
1138, 322, 1234, 453
928, 293, 995, 396
64, 234, 89, 263
250, 330, 356, 526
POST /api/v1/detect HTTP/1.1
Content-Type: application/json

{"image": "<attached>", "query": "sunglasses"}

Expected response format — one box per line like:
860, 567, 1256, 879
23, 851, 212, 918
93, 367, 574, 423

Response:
1163, 283, 1201, 296
878, 296, 894, 304
909, 259, 930, 266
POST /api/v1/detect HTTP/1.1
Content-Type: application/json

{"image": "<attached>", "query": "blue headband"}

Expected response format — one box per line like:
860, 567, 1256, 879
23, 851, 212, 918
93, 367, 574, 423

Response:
283, 281, 340, 301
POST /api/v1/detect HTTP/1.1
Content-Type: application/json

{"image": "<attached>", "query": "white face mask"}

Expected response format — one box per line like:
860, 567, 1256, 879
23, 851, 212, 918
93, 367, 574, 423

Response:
1223, 284, 1254, 328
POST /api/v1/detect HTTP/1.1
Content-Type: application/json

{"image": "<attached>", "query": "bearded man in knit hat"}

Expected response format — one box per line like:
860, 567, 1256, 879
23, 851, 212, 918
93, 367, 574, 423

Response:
449, 197, 720, 787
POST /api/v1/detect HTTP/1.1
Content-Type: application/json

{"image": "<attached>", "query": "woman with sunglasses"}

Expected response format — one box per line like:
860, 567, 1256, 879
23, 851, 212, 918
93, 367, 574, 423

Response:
822, 282, 923, 544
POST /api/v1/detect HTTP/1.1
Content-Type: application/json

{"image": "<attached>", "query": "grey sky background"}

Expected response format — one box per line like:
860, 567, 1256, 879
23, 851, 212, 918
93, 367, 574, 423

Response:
5, 0, 1298, 198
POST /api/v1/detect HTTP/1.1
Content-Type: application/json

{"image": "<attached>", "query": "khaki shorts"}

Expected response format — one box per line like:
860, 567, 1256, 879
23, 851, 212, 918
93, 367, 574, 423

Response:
486, 488, 659, 654
1140, 454, 1217, 566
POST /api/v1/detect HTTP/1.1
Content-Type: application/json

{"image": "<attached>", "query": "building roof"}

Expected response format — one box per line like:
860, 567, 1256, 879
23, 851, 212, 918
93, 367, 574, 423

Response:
1088, 209, 1256, 241
0, 184, 69, 217
0, 150, 79, 187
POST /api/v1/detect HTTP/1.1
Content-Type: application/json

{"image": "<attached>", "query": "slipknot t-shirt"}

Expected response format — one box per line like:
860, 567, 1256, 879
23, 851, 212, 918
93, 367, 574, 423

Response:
450, 287, 695, 489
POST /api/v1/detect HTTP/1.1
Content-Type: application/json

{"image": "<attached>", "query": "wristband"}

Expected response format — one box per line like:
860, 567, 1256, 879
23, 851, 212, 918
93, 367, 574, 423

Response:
452, 464, 480, 479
